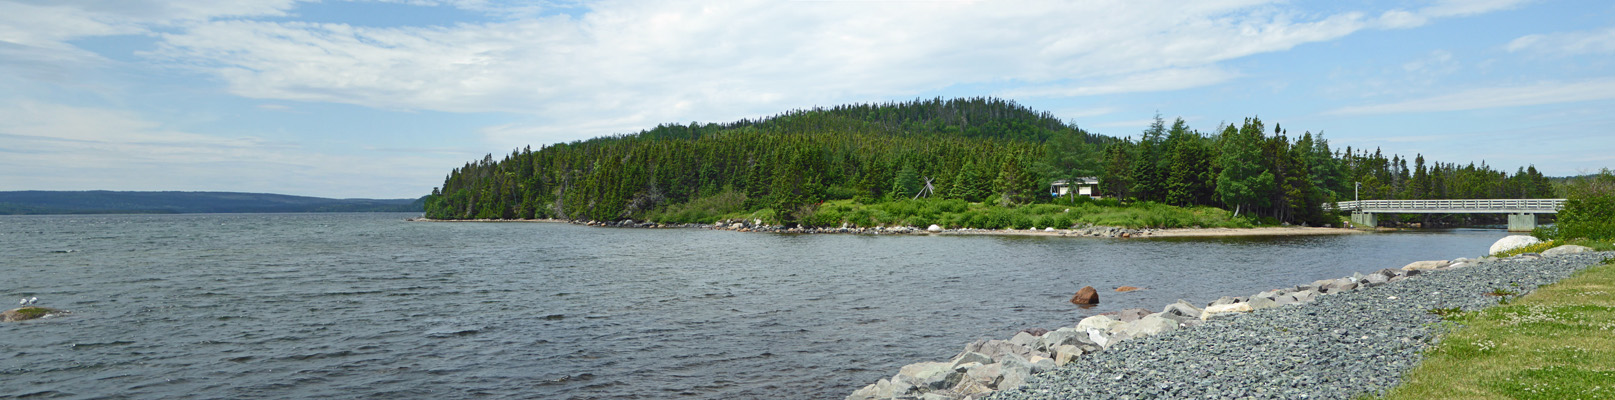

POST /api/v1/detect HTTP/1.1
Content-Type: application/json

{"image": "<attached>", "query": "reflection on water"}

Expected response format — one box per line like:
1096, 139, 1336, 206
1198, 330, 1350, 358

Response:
0, 214, 1508, 399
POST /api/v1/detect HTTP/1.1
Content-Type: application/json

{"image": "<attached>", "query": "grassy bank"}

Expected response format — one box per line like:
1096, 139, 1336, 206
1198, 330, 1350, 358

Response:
645, 192, 1257, 230
1375, 256, 1615, 400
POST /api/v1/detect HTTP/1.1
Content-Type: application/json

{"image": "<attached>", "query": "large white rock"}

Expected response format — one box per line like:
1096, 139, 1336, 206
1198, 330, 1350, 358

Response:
1543, 245, 1594, 257
1120, 314, 1179, 338
1490, 235, 1542, 255
1076, 314, 1123, 333
1201, 302, 1254, 320
926, 224, 943, 232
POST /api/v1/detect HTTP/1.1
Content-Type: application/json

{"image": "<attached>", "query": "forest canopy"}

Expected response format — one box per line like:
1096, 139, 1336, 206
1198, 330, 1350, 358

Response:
424, 97, 1556, 227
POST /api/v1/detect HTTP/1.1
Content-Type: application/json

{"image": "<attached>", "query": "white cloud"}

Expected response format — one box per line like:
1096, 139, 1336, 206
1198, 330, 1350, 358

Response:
0, 101, 453, 198
1507, 27, 1615, 56
1325, 78, 1615, 115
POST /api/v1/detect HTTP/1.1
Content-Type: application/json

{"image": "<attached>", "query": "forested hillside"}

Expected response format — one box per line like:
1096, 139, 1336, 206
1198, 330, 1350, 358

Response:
424, 97, 1555, 227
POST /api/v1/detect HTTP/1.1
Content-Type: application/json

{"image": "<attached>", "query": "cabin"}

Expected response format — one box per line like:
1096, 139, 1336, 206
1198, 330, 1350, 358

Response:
1050, 177, 1100, 199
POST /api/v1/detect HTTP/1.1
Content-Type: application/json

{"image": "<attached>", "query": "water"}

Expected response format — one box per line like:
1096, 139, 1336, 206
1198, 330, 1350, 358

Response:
0, 213, 1510, 399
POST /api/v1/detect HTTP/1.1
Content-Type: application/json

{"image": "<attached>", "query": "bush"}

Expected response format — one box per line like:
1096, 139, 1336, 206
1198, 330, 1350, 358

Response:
1544, 169, 1615, 241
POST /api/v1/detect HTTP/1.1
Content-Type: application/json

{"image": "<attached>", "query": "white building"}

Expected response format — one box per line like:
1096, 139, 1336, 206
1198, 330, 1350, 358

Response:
1050, 178, 1100, 199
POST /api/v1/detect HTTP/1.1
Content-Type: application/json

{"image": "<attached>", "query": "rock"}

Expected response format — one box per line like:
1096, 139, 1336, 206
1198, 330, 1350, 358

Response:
1114, 286, 1143, 292
1008, 331, 1039, 348
1321, 278, 1358, 293
1121, 314, 1179, 337
1543, 245, 1594, 257
951, 371, 995, 397
1364, 272, 1391, 284
2, 306, 64, 322
1077, 315, 1123, 333
964, 340, 1019, 362
1045, 227, 1056, 232
1087, 328, 1113, 348
1208, 296, 1246, 307
927, 224, 944, 232
1246, 296, 1279, 310
1490, 235, 1542, 255
846, 382, 880, 400
1070, 286, 1099, 305
1162, 300, 1203, 321
964, 362, 1003, 388
950, 351, 994, 369
899, 362, 960, 391
998, 364, 1032, 391
1028, 356, 1057, 373
1017, 327, 1050, 337
1402, 260, 1451, 271
1292, 289, 1320, 303
1201, 302, 1254, 319
1052, 344, 1082, 365
1114, 308, 1152, 322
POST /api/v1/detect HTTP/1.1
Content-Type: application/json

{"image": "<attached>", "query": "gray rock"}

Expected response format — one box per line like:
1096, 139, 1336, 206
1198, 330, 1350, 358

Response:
1007, 331, 1039, 348
964, 362, 1003, 388
1364, 272, 1391, 284
1246, 296, 1280, 310
1076, 314, 1123, 333
846, 382, 879, 400
1402, 260, 1451, 271
1162, 300, 1203, 320
950, 351, 993, 369
998, 364, 1032, 391
1121, 314, 1179, 337
1322, 278, 1358, 293
1208, 296, 1247, 307
1292, 289, 1320, 303
1544, 245, 1594, 257
1115, 308, 1153, 322
1037, 327, 1088, 352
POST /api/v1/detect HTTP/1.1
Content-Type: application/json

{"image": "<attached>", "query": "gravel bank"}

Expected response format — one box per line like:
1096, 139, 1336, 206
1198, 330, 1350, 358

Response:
989, 252, 1614, 400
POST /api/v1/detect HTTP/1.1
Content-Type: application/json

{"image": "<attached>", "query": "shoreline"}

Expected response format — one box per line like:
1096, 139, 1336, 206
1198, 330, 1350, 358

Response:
407, 217, 1373, 238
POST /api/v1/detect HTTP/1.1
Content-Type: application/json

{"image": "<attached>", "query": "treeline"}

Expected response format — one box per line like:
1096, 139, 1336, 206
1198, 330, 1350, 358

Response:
425, 97, 1556, 227
1094, 116, 1557, 226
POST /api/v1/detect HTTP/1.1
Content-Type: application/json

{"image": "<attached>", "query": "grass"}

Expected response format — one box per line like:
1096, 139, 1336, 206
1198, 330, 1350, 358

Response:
1493, 238, 1615, 258
779, 198, 1255, 229
13, 307, 49, 318
1375, 257, 1615, 400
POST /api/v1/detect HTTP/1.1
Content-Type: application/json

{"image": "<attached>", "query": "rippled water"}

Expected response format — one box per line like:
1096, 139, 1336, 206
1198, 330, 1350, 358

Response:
0, 213, 1508, 399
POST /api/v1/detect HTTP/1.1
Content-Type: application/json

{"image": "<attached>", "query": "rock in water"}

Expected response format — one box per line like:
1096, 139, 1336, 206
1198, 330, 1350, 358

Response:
1490, 235, 1542, 255
2, 306, 63, 322
1070, 286, 1099, 305
1114, 286, 1143, 292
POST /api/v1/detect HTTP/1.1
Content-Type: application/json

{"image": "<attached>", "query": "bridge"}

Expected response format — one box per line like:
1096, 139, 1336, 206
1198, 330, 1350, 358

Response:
1327, 199, 1566, 231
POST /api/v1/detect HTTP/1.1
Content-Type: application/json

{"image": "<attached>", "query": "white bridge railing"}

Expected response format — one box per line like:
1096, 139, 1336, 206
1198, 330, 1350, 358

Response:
1327, 199, 1565, 214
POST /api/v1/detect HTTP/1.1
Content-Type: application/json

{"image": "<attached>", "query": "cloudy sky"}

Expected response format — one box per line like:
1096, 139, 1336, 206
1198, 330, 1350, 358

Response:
2, 0, 1612, 199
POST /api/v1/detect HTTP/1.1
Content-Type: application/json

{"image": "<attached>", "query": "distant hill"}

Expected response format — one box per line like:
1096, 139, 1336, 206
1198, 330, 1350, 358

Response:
0, 191, 425, 215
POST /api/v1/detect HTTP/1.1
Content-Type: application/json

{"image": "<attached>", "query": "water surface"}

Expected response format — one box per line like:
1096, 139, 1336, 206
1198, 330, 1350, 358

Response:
0, 213, 1508, 399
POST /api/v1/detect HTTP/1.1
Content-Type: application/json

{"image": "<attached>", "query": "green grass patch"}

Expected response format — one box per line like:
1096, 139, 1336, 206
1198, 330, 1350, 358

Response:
1377, 257, 1615, 400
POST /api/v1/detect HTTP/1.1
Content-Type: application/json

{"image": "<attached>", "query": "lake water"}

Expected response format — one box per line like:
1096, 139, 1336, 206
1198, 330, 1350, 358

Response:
0, 213, 1510, 399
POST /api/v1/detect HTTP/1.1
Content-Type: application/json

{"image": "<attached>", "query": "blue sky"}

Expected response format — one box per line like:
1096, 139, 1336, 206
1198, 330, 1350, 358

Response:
2, 0, 1612, 199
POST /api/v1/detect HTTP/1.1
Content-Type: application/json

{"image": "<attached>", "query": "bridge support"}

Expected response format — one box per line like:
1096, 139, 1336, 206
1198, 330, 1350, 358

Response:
1508, 213, 1538, 232
1350, 212, 1377, 229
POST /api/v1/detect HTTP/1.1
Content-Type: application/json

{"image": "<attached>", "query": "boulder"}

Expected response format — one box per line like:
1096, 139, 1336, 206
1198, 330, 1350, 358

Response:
2, 306, 63, 322
1114, 286, 1143, 292
1363, 272, 1391, 284
963, 340, 1019, 362
1037, 327, 1087, 351
1162, 300, 1203, 321
899, 362, 960, 391
1121, 314, 1179, 337
1321, 278, 1358, 294
1490, 235, 1542, 255
1292, 289, 1320, 303
1008, 331, 1039, 348
1052, 344, 1082, 365
950, 351, 994, 369
1087, 328, 1113, 348
927, 224, 944, 232
1070, 286, 1099, 305
998, 364, 1032, 391
846, 382, 879, 400
1543, 245, 1594, 257
1402, 260, 1451, 271
964, 362, 1003, 388
1114, 308, 1152, 322
1076, 315, 1123, 333
1027, 356, 1057, 373
1208, 296, 1246, 307
1201, 302, 1254, 319
1246, 296, 1279, 310
950, 369, 995, 397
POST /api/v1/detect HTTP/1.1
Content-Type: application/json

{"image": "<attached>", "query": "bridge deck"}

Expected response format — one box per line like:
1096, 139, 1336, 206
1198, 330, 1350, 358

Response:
1329, 199, 1564, 214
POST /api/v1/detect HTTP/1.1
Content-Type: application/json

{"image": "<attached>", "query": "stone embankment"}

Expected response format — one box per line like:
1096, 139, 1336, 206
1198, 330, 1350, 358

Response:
846, 242, 1609, 400
700, 220, 1153, 238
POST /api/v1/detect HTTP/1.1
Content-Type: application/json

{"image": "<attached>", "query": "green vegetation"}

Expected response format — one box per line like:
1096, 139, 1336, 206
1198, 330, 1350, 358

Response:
1535, 169, 1615, 242
424, 97, 1556, 226
13, 307, 50, 319
1378, 258, 1615, 400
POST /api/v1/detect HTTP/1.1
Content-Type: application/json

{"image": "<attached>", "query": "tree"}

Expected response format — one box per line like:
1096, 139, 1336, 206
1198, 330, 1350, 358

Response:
1035, 126, 1100, 199
1215, 118, 1275, 217
1130, 115, 1168, 202
994, 155, 1039, 205
1163, 118, 1214, 206
949, 161, 990, 202
891, 162, 923, 199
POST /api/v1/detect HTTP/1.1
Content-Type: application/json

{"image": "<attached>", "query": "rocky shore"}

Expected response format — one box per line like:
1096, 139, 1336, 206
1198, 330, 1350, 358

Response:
411, 217, 1360, 239
845, 242, 1609, 400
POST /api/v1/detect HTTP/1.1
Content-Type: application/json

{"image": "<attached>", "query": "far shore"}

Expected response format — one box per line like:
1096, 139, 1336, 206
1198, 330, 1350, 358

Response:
409, 217, 1380, 238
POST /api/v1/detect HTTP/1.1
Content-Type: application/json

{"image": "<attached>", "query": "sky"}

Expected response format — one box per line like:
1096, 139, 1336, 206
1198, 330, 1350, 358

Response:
2, 0, 1613, 199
